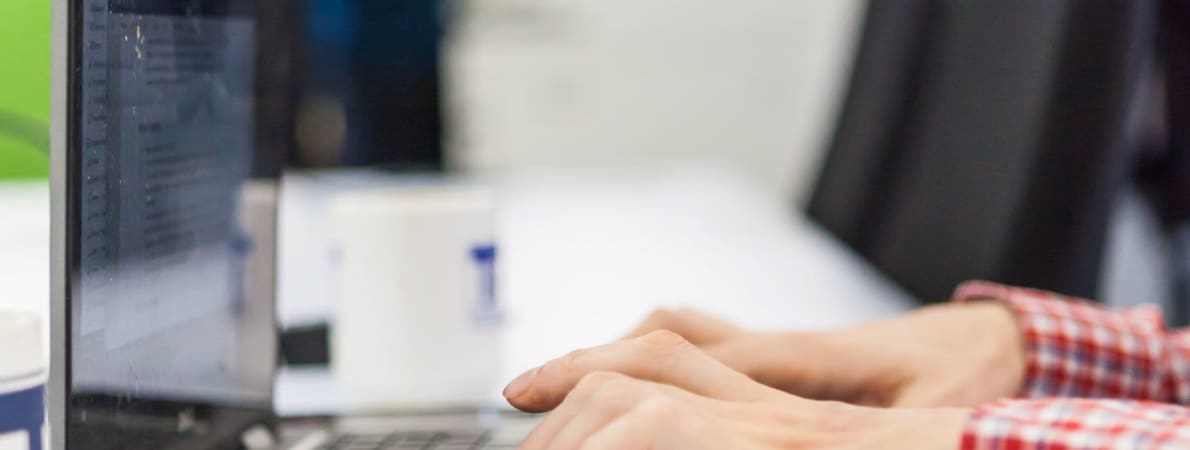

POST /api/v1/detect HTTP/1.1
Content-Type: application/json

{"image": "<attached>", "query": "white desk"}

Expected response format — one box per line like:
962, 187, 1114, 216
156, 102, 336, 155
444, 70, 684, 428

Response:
0, 168, 916, 416
277, 167, 915, 414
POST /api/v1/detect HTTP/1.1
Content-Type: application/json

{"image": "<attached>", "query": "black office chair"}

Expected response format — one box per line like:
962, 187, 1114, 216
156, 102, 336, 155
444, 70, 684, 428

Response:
807, 0, 1158, 302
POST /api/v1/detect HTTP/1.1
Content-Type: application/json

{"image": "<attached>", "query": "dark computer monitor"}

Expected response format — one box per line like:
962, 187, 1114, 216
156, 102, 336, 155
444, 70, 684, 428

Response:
50, 0, 288, 448
287, 0, 446, 171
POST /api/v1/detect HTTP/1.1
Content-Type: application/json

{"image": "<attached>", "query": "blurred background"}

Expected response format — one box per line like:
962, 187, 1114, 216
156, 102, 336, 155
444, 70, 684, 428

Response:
283, 0, 856, 199
3, 0, 1190, 357
0, 0, 50, 179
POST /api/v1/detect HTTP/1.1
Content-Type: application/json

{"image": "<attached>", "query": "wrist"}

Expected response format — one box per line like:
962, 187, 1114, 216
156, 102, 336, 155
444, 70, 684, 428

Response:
808, 405, 969, 450
965, 302, 1026, 398
871, 408, 972, 450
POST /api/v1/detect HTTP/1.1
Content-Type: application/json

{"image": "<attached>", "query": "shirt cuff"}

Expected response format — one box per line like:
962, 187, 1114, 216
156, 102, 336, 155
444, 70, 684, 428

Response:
953, 281, 1168, 401
962, 398, 1190, 450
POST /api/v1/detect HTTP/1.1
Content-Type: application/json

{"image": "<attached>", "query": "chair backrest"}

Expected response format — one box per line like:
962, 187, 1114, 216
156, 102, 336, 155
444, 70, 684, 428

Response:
808, 0, 1156, 302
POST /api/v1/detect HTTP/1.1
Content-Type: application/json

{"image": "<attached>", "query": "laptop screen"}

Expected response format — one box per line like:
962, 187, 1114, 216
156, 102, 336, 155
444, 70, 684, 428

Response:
59, 0, 285, 447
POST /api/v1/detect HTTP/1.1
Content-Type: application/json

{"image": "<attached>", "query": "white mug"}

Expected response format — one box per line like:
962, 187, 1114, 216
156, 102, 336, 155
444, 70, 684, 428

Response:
0, 311, 44, 450
329, 185, 503, 409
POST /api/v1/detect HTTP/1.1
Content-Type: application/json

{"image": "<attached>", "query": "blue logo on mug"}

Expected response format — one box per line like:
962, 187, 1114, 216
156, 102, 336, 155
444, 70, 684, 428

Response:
471, 243, 502, 326
0, 384, 44, 450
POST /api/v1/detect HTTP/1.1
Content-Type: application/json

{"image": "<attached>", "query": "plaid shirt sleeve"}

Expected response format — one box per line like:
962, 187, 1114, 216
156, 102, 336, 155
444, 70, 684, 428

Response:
953, 281, 1190, 449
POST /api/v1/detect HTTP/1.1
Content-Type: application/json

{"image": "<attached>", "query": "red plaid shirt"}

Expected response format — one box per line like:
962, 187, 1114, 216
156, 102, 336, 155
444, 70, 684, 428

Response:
954, 281, 1190, 450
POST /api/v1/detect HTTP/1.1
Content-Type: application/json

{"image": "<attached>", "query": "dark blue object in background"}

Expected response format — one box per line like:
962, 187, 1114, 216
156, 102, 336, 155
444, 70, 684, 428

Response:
294, 0, 446, 170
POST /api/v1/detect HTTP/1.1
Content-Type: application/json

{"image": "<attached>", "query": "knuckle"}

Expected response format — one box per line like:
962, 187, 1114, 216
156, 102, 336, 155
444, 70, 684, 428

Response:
574, 371, 624, 394
637, 396, 681, 421
555, 347, 590, 373
638, 329, 694, 354
592, 377, 643, 402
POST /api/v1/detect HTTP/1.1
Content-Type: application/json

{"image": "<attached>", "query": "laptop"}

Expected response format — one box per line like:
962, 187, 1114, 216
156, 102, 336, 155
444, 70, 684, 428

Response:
48, 0, 535, 448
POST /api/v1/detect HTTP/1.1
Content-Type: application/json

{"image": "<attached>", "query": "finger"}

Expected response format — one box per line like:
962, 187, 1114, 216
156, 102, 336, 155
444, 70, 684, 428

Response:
624, 308, 741, 345
540, 377, 651, 450
577, 398, 709, 450
521, 374, 699, 450
504, 330, 777, 412
544, 376, 722, 450
517, 372, 641, 450
574, 405, 667, 450
701, 335, 829, 394
702, 332, 890, 405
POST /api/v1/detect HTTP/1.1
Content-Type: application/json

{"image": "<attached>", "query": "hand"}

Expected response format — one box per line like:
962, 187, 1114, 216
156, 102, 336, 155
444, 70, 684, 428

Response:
619, 303, 1025, 407
503, 331, 970, 450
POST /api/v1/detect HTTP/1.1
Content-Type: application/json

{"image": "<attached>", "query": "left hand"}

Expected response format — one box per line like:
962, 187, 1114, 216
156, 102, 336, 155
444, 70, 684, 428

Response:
503, 330, 970, 450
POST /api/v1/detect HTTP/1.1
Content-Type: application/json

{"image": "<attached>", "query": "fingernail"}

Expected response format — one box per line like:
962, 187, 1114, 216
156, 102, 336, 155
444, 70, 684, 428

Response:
504, 367, 539, 399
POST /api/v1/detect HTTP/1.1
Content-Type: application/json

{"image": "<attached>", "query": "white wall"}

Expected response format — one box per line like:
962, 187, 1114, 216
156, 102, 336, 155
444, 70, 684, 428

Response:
446, 0, 865, 202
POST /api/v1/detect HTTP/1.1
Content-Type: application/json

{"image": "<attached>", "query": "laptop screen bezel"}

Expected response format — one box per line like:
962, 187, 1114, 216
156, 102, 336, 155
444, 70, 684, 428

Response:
50, 0, 291, 448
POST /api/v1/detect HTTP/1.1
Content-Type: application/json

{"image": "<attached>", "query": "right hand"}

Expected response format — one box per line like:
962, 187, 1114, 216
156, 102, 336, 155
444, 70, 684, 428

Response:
503, 330, 971, 450
622, 302, 1026, 407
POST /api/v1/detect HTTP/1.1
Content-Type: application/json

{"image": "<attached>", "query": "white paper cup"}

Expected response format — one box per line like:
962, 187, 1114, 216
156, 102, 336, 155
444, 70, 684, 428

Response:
329, 185, 503, 409
0, 311, 44, 450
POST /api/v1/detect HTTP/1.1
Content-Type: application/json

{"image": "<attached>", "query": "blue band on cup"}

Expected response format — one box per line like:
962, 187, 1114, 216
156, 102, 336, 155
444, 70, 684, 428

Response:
0, 384, 44, 450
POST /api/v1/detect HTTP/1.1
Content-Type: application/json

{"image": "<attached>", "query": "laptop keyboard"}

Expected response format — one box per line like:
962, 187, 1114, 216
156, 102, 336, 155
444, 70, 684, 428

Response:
318, 430, 518, 450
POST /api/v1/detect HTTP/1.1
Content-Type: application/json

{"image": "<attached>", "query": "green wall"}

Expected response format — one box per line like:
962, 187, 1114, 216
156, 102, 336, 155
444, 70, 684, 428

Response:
0, 0, 50, 180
